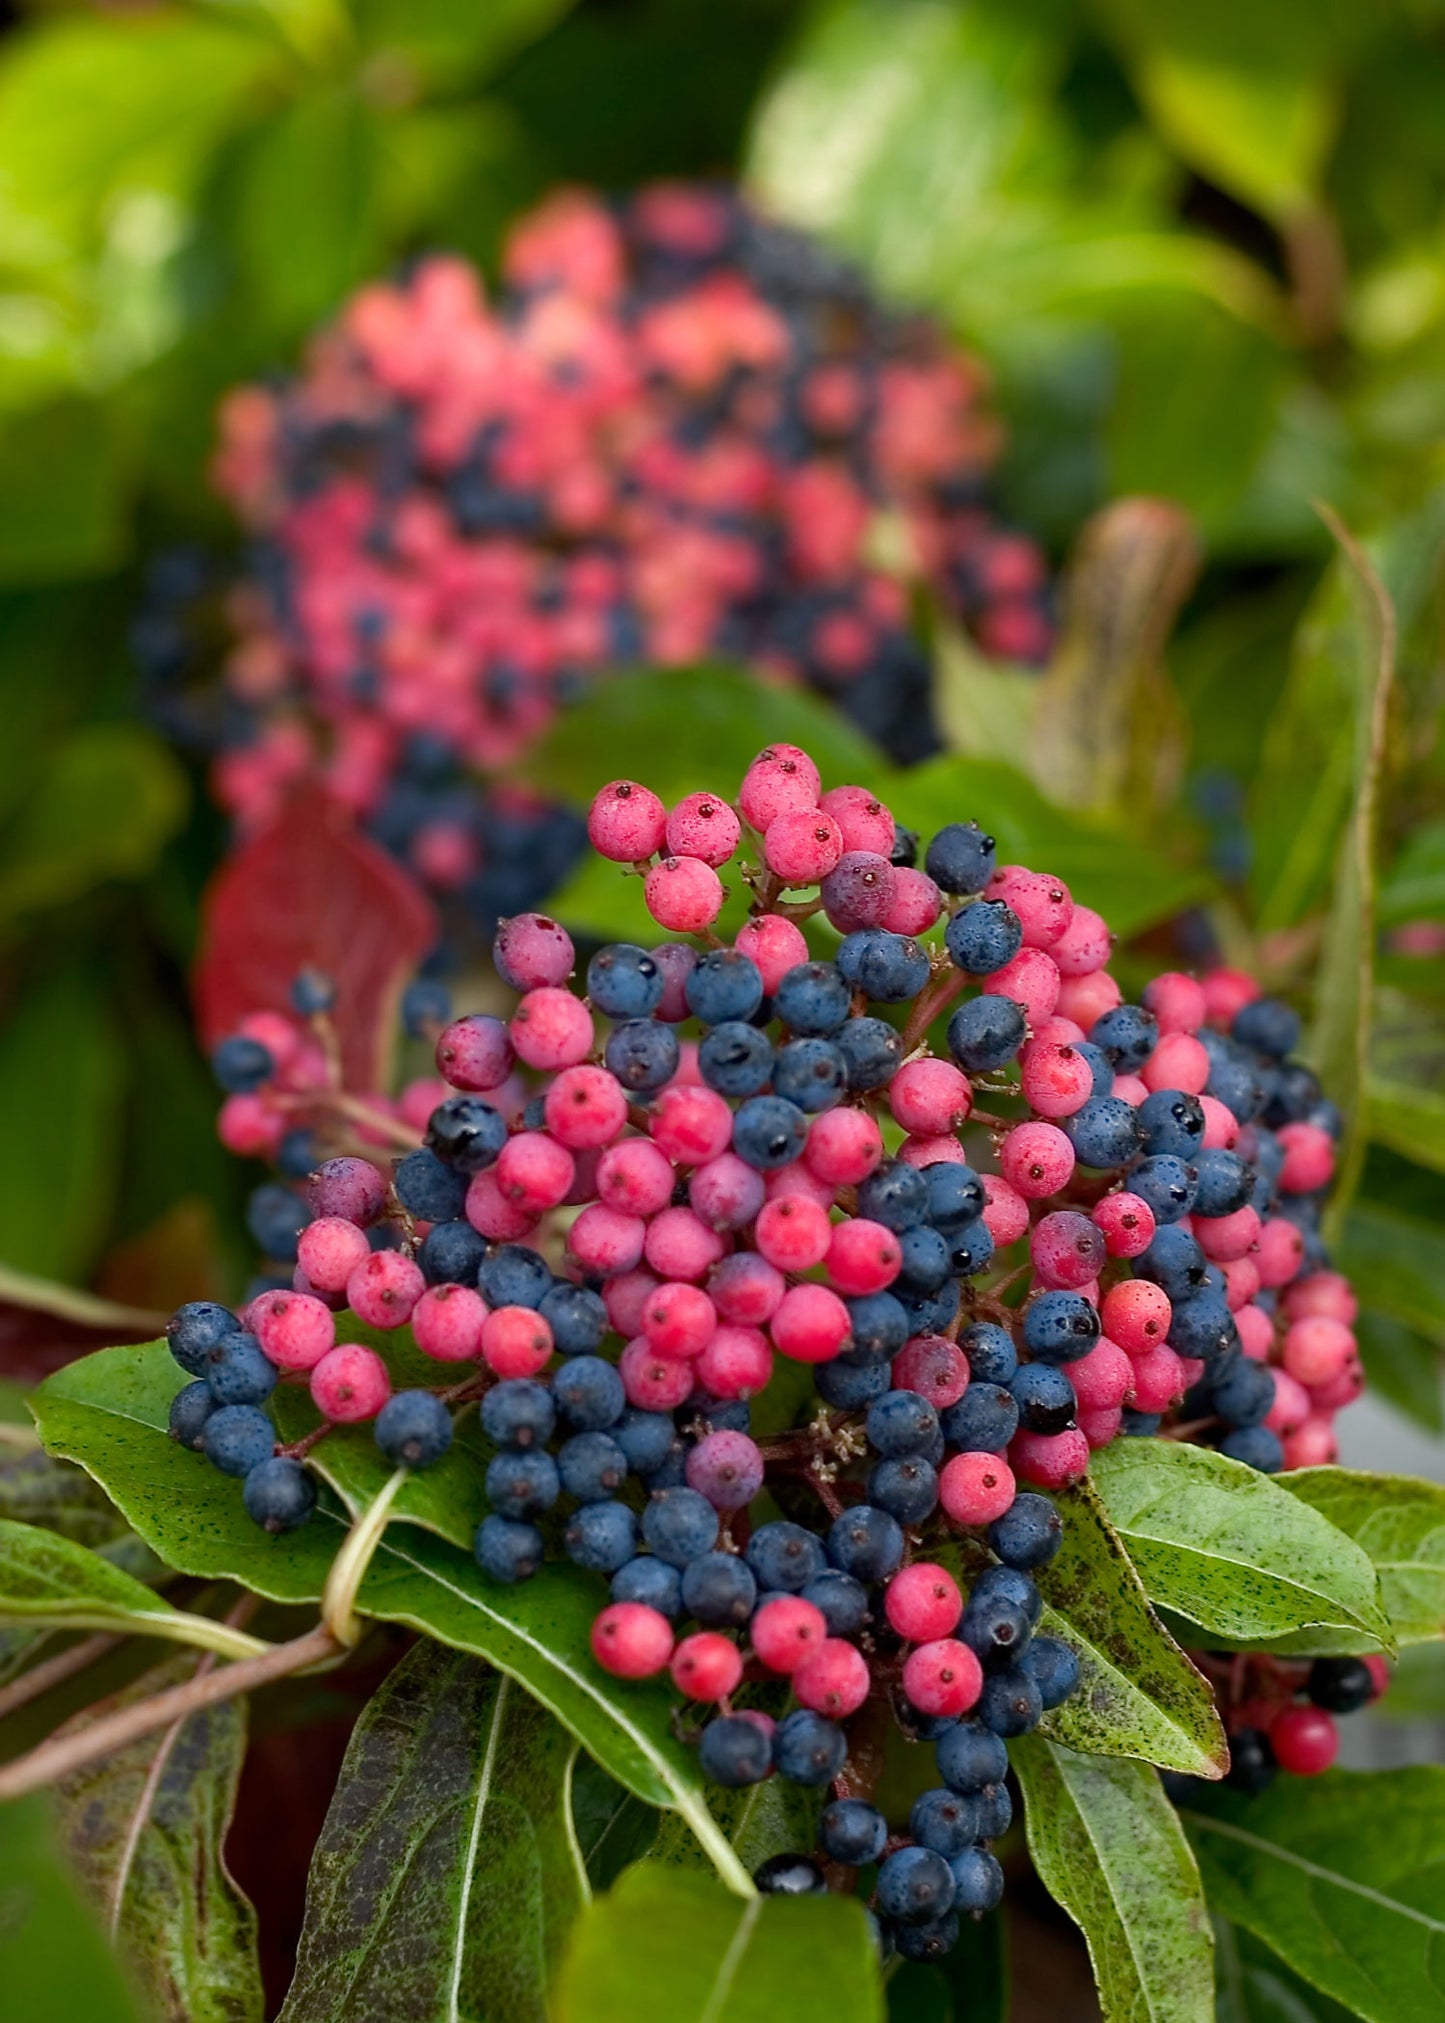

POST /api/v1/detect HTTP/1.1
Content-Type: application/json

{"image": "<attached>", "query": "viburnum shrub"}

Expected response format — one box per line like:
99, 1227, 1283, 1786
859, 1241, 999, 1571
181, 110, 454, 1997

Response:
139, 182, 1052, 928
132, 743, 1387, 1963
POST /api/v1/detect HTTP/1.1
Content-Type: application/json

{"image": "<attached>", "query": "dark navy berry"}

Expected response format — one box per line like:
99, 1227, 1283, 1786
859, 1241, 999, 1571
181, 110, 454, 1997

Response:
686, 949, 764, 1026
895, 1916, 959, 1964
1122, 1409, 1164, 1436
246, 1183, 309, 1261
802, 1569, 870, 1636
1089, 1003, 1158, 1071
978, 1664, 1044, 1736
612, 1408, 676, 1476
774, 961, 851, 1036
201, 1404, 275, 1478
486, 1448, 560, 1519
947, 994, 1025, 1072
426, 1096, 507, 1173
1307, 1657, 1375, 1714
846, 932, 930, 1003
552, 1356, 626, 1431
839, 1291, 910, 1366
1022, 1634, 1080, 1709
877, 1845, 956, 1924
291, 967, 337, 1016
1135, 1224, 1207, 1302
867, 1389, 941, 1457
910, 1788, 981, 1857
868, 1454, 938, 1523
375, 1390, 453, 1468
948, 1845, 1004, 1914
1232, 996, 1301, 1059
772, 1037, 846, 1112
1130, 1153, 1198, 1224
558, 1431, 628, 1502
1193, 1147, 1255, 1218
563, 1500, 637, 1572
815, 1357, 891, 1410
168, 1301, 241, 1378
857, 1159, 929, 1232
205, 1332, 278, 1407
477, 1243, 553, 1311
1210, 1357, 1275, 1429
393, 1148, 468, 1223
936, 1719, 1008, 1793
699, 1716, 772, 1787
640, 1439, 688, 1491
1073, 1039, 1114, 1099
1206, 1051, 1262, 1123
477, 1513, 545, 1583
891, 825, 920, 868
945, 900, 1022, 975
821, 1797, 888, 1866
974, 1780, 1013, 1840
926, 821, 996, 895
1220, 1425, 1285, 1472
962, 1567, 1040, 1664
895, 1223, 952, 1294
1168, 1293, 1237, 1362
960, 1320, 1017, 1384
897, 1281, 961, 1339
1065, 1096, 1142, 1170
773, 1709, 848, 1786
611, 1555, 683, 1617
1022, 1290, 1100, 1363
698, 1021, 775, 1098
681, 1550, 757, 1628
835, 1016, 904, 1090
924, 1162, 986, 1230
641, 1486, 719, 1565
242, 1456, 316, 1532
1137, 1089, 1206, 1160
754, 1854, 827, 1895
276, 1127, 320, 1179
605, 1019, 679, 1093
481, 1380, 555, 1451
587, 943, 664, 1019
400, 977, 450, 1035
211, 1035, 273, 1094
168, 1380, 215, 1449
947, 1219, 994, 1276
538, 1282, 609, 1356
826, 1504, 904, 1581
1226, 1726, 1277, 1793
942, 1382, 1019, 1452
731, 1095, 808, 1170
746, 1520, 826, 1593
988, 1493, 1064, 1570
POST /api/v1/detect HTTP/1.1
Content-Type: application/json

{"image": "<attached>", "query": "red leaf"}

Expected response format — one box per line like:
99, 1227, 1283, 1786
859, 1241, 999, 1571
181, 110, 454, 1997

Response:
194, 794, 438, 1092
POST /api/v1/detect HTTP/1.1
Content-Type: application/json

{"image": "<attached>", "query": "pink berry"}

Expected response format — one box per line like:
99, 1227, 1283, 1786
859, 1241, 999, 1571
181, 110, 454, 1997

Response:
885, 1563, 962, 1642
827, 1217, 902, 1295
986, 866, 1073, 948
1111, 1070, 1148, 1107
1030, 1209, 1107, 1290
765, 807, 845, 884
770, 1283, 851, 1363
1101, 1279, 1171, 1356
804, 1107, 883, 1185
412, 1282, 488, 1361
1284, 1271, 1358, 1326
544, 1065, 628, 1150
1051, 904, 1112, 977
1199, 1095, 1240, 1149
939, 1451, 1016, 1526
649, 1084, 733, 1167
219, 1093, 284, 1158
738, 744, 821, 830
651, 942, 698, 1021
465, 1169, 539, 1242
311, 1342, 391, 1421
1129, 1344, 1184, 1412
1364, 1655, 1391, 1700
820, 784, 896, 856
588, 781, 669, 863
765, 1158, 838, 1207
307, 1156, 388, 1225
1282, 1315, 1356, 1387
496, 1132, 575, 1214
821, 850, 896, 930
1140, 1033, 1210, 1096
671, 1631, 743, 1701
1079, 1406, 1122, 1449
1236, 1303, 1275, 1360
880, 865, 942, 937
981, 1174, 1030, 1246
755, 1194, 831, 1272
1269, 1706, 1338, 1776
892, 1334, 968, 1409
709, 1252, 785, 1325
689, 1152, 766, 1231
1020, 1040, 1093, 1118
1009, 1426, 1089, 1489
1220, 1256, 1260, 1312
1195, 1204, 1260, 1263
1255, 1216, 1306, 1289
902, 1638, 983, 1718
1282, 1414, 1338, 1469
751, 1594, 827, 1674
644, 1205, 728, 1281
694, 1324, 773, 1399
1001, 1121, 1075, 1199
568, 1203, 647, 1278
1142, 971, 1207, 1035
1056, 970, 1121, 1028
481, 1305, 553, 1379
1201, 967, 1261, 1024
897, 1134, 966, 1169
793, 1637, 872, 1718
644, 855, 725, 932
249, 1289, 336, 1371
1276, 1122, 1335, 1195
1035, 1015, 1087, 1047
1070, 1336, 1135, 1412
1092, 1192, 1156, 1259
597, 1138, 674, 1217
603, 1268, 659, 1336
493, 912, 575, 990
345, 1250, 425, 1329
237, 1009, 299, 1067
1310, 1359, 1364, 1411
643, 1281, 717, 1360
619, 1335, 694, 1409
296, 1216, 371, 1294
685, 1429, 764, 1509
889, 1058, 972, 1136
985, 946, 1061, 1026
435, 1015, 515, 1093
509, 988, 593, 1071
666, 791, 742, 867
733, 914, 809, 992
591, 1600, 674, 1678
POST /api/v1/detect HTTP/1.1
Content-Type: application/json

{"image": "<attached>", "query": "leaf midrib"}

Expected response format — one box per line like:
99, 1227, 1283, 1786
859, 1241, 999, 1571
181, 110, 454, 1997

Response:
1058, 1757, 1187, 2023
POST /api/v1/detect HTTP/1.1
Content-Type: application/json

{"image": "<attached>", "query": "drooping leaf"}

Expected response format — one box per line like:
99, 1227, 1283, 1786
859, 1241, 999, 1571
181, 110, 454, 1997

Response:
0, 1519, 263, 1659
1338, 1202, 1445, 1347
0, 1793, 149, 2023
1013, 1737, 1215, 2023
51, 1651, 263, 2023
1090, 1438, 1392, 1649
1279, 1468, 1445, 1647
279, 1645, 585, 2023
0, 725, 188, 925
193, 793, 438, 1096
553, 1862, 884, 2023
1182, 1770, 1445, 2023
0, 1261, 166, 1387
568, 1755, 659, 1894
1214, 1917, 1359, 2023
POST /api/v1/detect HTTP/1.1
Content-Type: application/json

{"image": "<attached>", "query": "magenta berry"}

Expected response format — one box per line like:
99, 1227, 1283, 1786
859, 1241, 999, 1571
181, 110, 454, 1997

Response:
671, 1631, 743, 1701
902, 1638, 983, 1718
665, 791, 741, 867
1001, 1121, 1075, 1199
1142, 970, 1207, 1033
588, 781, 669, 863
544, 1065, 628, 1149
940, 1451, 1016, 1526
493, 912, 575, 990
1019, 1040, 1093, 1119
685, 1430, 765, 1509
306, 1156, 388, 1226
1009, 1426, 1089, 1489
619, 1336, 694, 1409
738, 744, 821, 830
752, 1594, 827, 1674
496, 1132, 576, 1214
764, 807, 845, 884
650, 1084, 733, 1165
597, 1137, 675, 1217
642, 1281, 717, 1360
481, 1306, 554, 1379
296, 1216, 371, 1293
412, 1283, 487, 1362
509, 988, 593, 1071
794, 1637, 871, 1718
708, 1252, 784, 1324
1092, 1191, 1156, 1259
689, 1152, 766, 1231
1030, 1209, 1107, 1290
591, 1601, 673, 1678
827, 1218, 902, 1295
985, 946, 1061, 1025
644, 855, 724, 932
885, 1563, 962, 1642
436, 1015, 515, 1093
466, 1168, 540, 1241
888, 1058, 972, 1136
803, 1107, 882, 1186
755, 1194, 831, 1272
346, 1251, 425, 1329
770, 1283, 851, 1363
249, 1290, 336, 1371
820, 850, 896, 930
694, 1324, 773, 1399
732, 913, 809, 991
1101, 1279, 1171, 1355
819, 784, 896, 857
310, 1342, 392, 1422
893, 1335, 968, 1408
987, 866, 1073, 948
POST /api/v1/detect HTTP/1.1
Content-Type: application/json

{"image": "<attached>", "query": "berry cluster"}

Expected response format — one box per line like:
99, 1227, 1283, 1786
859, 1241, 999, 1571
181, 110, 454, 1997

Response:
144, 181, 1051, 929
168, 741, 1365, 1949
1169, 1651, 1391, 1804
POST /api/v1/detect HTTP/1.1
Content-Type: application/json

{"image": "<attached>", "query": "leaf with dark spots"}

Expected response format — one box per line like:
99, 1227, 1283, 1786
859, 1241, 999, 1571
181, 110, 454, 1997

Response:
0, 1445, 142, 1549
569, 1756, 659, 1892
193, 791, 437, 1093
50, 1650, 264, 2023
278, 1644, 586, 2023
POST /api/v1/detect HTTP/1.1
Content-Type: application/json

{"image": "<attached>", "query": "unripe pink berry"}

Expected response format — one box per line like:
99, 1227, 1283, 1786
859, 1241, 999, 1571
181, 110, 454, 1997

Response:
881, 867, 942, 936
765, 1159, 838, 1207
820, 784, 896, 855
496, 1132, 576, 1215
885, 1563, 962, 1642
1101, 1279, 1171, 1355
939, 1451, 1016, 1525
733, 914, 809, 992
465, 1169, 538, 1242
738, 744, 821, 830
597, 1138, 674, 1217
1079, 1405, 1123, 1449
644, 855, 725, 932
770, 1283, 851, 1363
644, 1206, 728, 1281
686, 1429, 764, 1509
602, 1268, 659, 1337
435, 1015, 515, 1093
588, 782, 669, 863
695, 1324, 773, 1399
794, 1637, 872, 1718
804, 1106, 882, 1185
1129, 1344, 1184, 1412
1236, 1303, 1275, 1360
238, 1009, 299, 1067
897, 1133, 966, 1168
666, 791, 742, 867
1196, 1204, 1260, 1263
249, 1289, 336, 1371
650, 1084, 733, 1166
650, 942, 698, 1021
1255, 1216, 1306, 1289
903, 1638, 983, 1718
1281, 1413, 1338, 1469
311, 1342, 391, 1421
892, 1334, 968, 1408
591, 1600, 674, 1678
413, 1282, 488, 1361
344, 1251, 424, 1329
509, 988, 593, 1071
1201, 967, 1261, 1024
1140, 1033, 1210, 1095
481, 1306, 553, 1379
1283, 1271, 1358, 1326
1070, 1336, 1135, 1412
689, 1152, 766, 1231
643, 1281, 717, 1361
709, 1252, 785, 1325
1276, 1122, 1335, 1194
296, 1216, 371, 1294
1051, 904, 1111, 977
1001, 1121, 1075, 1199
751, 1594, 827, 1674
1056, 970, 1122, 1027
889, 1057, 972, 1136
1283, 1315, 1356, 1387
671, 1631, 743, 1701
1265, 1368, 1311, 1436
986, 866, 1073, 948
765, 807, 845, 884
619, 1335, 694, 1409
544, 1065, 628, 1150
493, 912, 575, 990
1092, 1192, 1156, 1259
986, 946, 1061, 1026
755, 1194, 831, 1272
827, 1217, 902, 1295
1199, 1095, 1240, 1149
307, 1156, 388, 1226
568, 1203, 647, 1278
1142, 971, 1207, 1035
1009, 1426, 1089, 1488
1035, 1015, 1087, 1047
1309, 1358, 1364, 1411
820, 850, 896, 930
219, 1093, 284, 1157
1030, 1209, 1107, 1290
1020, 1040, 1093, 1118
981, 1173, 1030, 1246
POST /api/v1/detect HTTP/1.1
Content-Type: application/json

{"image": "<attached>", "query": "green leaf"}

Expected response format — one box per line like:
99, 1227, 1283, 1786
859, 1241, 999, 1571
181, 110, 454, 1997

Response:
1132, 57, 1335, 221
1214, 1918, 1359, 2023
0, 1447, 144, 1549
1182, 1770, 1445, 2023
569, 1756, 659, 1893
0, 725, 188, 923
354, 0, 573, 86
650, 1772, 820, 1879
1380, 820, 1445, 924
51, 1650, 263, 2023
0, 400, 130, 582
1365, 1079, 1445, 1177
553, 1862, 884, 2023
0, 962, 125, 1282
1013, 1737, 1215, 2023
1278, 1468, 1445, 1647
0, 1792, 149, 2023
1338, 1202, 1445, 1345
1376, 1642, 1445, 1720
1354, 1309, 1443, 1433
0, 1519, 265, 1660
1090, 1438, 1393, 1650
1020, 1478, 1227, 1778
279, 1644, 585, 2023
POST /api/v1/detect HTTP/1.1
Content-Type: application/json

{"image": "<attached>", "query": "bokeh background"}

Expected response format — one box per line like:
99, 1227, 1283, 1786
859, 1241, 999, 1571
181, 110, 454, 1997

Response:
0, 1, 1442, 2009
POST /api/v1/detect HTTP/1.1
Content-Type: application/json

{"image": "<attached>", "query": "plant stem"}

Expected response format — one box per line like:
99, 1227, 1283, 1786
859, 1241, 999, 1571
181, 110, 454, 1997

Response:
321, 1467, 408, 1646
0, 1607, 272, 1664
0, 1632, 122, 1722
0, 1623, 341, 1802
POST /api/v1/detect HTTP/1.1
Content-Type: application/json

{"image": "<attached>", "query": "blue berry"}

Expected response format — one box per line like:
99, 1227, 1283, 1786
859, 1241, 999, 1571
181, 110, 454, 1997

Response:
731, 1095, 808, 1170
681, 1551, 757, 1627
276, 1127, 320, 1178
699, 1716, 772, 1787
168, 1380, 215, 1449
1206, 1051, 1262, 1123
835, 1016, 904, 1090
477, 1513, 545, 1582
538, 1282, 609, 1356
558, 1431, 628, 1502
821, 1798, 888, 1866
611, 1556, 683, 1616
988, 1492, 1063, 1570
418, 1219, 487, 1286
1122, 1409, 1164, 1436
867, 1389, 941, 1456
926, 821, 996, 895
895, 1223, 952, 1293
962, 1567, 1040, 1663
478, 1244, 553, 1310
587, 944, 664, 1019
698, 1021, 775, 1098
947, 1219, 995, 1276
205, 1332, 277, 1407
641, 1486, 719, 1566
802, 1569, 870, 1636
773, 1709, 848, 1786
563, 1500, 638, 1572
857, 1159, 929, 1231
936, 1720, 1008, 1793
947, 994, 1025, 1072
291, 967, 338, 1016
1010, 1362, 1077, 1435
211, 1035, 273, 1094
910, 1787, 981, 1857
974, 1780, 1013, 1840
948, 1845, 1004, 1914
898, 1281, 961, 1339
201, 1404, 275, 1478
685, 949, 764, 1025
839, 1291, 910, 1365
426, 1096, 507, 1173
868, 1454, 939, 1523
845, 932, 931, 1002
772, 1037, 846, 1112
552, 1356, 626, 1431
641, 1439, 688, 1491
1130, 1153, 1198, 1224
481, 1380, 555, 1450
246, 1183, 309, 1262
1021, 1290, 1099, 1362
611, 1408, 676, 1476
1193, 1147, 1254, 1218
167, 1300, 241, 1377
393, 1148, 468, 1223
486, 1448, 560, 1519
1220, 1425, 1285, 1472
1065, 1096, 1141, 1170
923, 1162, 986, 1229
242, 1456, 316, 1532
688, 1395, 751, 1434
815, 1357, 891, 1410
894, 1916, 959, 1964
1232, 996, 1301, 1059
400, 977, 450, 1035
605, 1019, 679, 1093
1088, 1004, 1158, 1071
375, 1390, 453, 1468
1138, 1089, 1206, 1160
1168, 1293, 1237, 1362
978, 1664, 1044, 1736
745, 1520, 825, 1592
826, 1504, 904, 1580
942, 1383, 1019, 1452
945, 899, 1022, 975
774, 961, 851, 1035
877, 1846, 956, 1925
1073, 1039, 1114, 1098
1135, 1224, 1207, 1302
1022, 1634, 1081, 1709
960, 1320, 1017, 1384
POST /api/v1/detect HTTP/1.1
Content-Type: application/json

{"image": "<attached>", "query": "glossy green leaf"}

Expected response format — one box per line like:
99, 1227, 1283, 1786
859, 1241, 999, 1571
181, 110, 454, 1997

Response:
1090, 1438, 1392, 1649
0, 725, 188, 923
1133, 57, 1335, 221
0, 1519, 264, 1660
1279, 1468, 1445, 1647
553, 1862, 884, 2023
0, 1793, 148, 2023
52, 1651, 263, 2023
1214, 1918, 1358, 2023
0, 1447, 145, 1550
569, 1756, 659, 1894
279, 1644, 585, 2023
1338, 1202, 1445, 1345
650, 1770, 820, 1879
1013, 1737, 1215, 2023
1182, 1770, 1445, 2023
